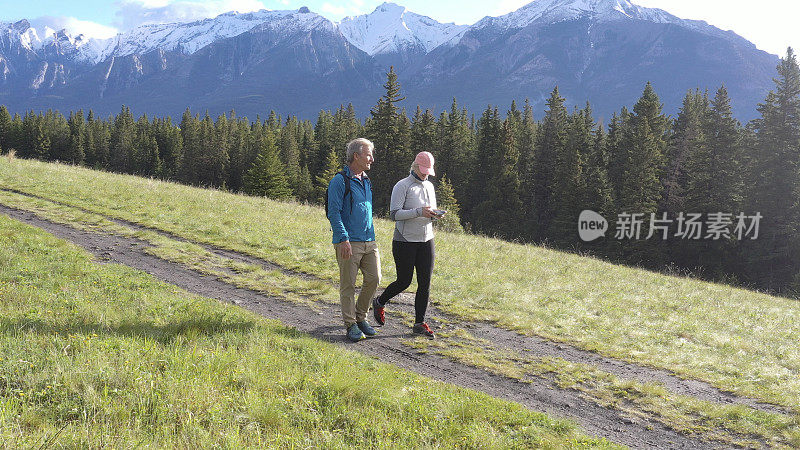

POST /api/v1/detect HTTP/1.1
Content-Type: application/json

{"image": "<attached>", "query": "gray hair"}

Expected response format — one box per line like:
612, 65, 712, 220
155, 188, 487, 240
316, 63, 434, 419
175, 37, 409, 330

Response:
410, 161, 419, 173
346, 138, 374, 163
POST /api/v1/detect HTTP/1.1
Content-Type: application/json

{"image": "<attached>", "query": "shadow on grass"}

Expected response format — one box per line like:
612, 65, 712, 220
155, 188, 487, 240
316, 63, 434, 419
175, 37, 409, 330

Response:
0, 316, 257, 344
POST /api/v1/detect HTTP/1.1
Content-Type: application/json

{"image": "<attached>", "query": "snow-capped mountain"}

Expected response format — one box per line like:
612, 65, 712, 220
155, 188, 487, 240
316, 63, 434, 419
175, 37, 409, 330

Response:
4, 3, 465, 65
475, 0, 687, 28
0, 0, 781, 122
1, 19, 96, 61
338, 2, 468, 56
84, 8, 328, 64
473, 0, 742, 44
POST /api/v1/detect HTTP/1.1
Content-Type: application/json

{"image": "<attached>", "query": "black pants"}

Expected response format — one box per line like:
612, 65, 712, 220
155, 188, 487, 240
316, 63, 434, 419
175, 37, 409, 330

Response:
377, 239, 435, 324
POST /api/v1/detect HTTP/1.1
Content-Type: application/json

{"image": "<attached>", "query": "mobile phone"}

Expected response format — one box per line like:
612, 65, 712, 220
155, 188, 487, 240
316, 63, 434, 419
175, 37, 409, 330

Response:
433, 209, 446, 216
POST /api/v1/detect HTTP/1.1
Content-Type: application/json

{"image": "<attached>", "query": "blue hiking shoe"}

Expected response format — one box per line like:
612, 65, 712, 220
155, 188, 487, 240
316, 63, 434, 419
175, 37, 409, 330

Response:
347, 323, 366, 342
357, 320, 377, 337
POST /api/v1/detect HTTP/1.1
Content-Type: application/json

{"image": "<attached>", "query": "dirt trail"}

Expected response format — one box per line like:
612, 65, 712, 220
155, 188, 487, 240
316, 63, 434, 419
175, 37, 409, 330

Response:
0, 199, 785, 449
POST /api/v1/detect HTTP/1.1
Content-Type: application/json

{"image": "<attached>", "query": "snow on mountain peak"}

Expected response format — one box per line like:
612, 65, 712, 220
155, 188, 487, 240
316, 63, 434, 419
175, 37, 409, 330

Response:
0, 0, 740, 66
475, 0, 699, 30
78, 8, 329, 64
338, 2, 468, 56
0, 19, 101, 61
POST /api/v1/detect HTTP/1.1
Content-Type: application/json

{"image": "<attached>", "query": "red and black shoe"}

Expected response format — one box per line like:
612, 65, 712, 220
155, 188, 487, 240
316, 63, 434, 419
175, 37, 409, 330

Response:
372, 297, 385, 326
412, 322, 435, 339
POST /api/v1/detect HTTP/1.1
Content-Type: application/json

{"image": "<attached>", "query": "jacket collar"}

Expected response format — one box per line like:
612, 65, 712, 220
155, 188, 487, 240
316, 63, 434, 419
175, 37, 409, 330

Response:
343, 165, 369, 180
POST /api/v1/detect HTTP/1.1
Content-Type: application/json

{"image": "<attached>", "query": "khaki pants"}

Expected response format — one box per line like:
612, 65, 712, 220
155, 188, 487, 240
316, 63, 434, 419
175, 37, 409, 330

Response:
335, 241, 381, 327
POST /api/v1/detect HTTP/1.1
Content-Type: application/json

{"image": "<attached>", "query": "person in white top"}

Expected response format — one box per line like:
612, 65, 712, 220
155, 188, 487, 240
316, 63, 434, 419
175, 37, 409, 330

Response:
372, 151, 442, 338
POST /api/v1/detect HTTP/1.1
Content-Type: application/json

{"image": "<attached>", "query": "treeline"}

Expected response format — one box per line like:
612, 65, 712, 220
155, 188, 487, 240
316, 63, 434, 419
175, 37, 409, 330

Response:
1, 50, 800, 295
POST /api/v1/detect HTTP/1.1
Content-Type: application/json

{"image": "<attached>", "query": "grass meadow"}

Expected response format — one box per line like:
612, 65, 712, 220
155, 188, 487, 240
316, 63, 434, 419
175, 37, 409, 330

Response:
1, 159, 798, 412
0, 212, 611, 448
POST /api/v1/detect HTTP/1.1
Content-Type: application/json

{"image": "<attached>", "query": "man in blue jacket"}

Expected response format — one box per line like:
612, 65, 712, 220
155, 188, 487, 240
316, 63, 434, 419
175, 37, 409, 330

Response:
327, 138, 381, 342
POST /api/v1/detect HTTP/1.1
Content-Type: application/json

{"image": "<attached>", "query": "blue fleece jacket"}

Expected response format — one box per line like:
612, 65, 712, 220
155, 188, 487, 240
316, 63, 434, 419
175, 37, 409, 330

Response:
327, 166, 375, 244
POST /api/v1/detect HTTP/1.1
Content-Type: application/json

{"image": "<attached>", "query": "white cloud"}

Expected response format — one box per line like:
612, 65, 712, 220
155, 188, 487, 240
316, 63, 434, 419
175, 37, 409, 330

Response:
30, 16, 119, 39
114, 0, 269, 30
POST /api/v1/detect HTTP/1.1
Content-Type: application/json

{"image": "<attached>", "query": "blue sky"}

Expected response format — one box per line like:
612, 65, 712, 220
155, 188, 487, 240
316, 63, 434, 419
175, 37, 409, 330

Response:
1, 0, 797, 56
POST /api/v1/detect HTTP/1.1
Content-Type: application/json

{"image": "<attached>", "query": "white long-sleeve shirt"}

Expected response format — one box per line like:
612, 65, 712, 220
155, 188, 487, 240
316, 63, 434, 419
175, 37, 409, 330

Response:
389, 172, 437, 242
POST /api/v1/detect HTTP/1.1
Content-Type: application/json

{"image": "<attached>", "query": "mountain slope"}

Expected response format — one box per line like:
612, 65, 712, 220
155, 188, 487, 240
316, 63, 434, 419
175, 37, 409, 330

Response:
339, 2, 468, 67
1, 11, 383, 119
401, 0, 776, 119
0, 1, 781, 121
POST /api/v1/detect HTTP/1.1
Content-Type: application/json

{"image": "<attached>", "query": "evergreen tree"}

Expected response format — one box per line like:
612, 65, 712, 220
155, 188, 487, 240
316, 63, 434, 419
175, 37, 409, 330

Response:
494, 118, 524, 239
179, 108, 200, 183
298, 120, 316, 171
110, 106, 135, 173
686, 86, 742, 214
226, 118, 251, 191
434, 175, 464, 233
745, 48, 800, 290
410, 107, 437, 155
266, 110, 281, 134
296, 164, 314, 203
332, 104, 362, 164
662, 90, 707, 215
0, 106, 11, 152
211, 113, 231, 187
468, 105, 502, 231
278, 118, 301, 192
584, 125, 613, 216
44, 110, 69, 161
94, 117, 111, 169
146, 135, 162, 177
154, 117, 183, 179
442, 99, 473, 208
551, 108, 591, 245
33, 122, 50, 160
606, 110, 630, 205
131, 115, 155, 175
83, 110, 96, 166
315, 147, 340, 203
65, 110, 85, 164
679, 85, 743, 276
9, 113, 23, 155
243, 132, 291, 200
313, 110, 335, 179
366, 66, 410, 214
188, 112, 229, 187
18, 110, 37, 158
397, 109, 412, 171
518, 99, 538, 240
532, 87, 568, 239
617, 83, 667, 215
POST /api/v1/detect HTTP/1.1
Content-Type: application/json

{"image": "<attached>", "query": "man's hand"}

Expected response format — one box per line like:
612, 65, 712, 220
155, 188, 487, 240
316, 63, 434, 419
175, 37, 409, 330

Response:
421, 206, 438, 218
339, 240, 352, 260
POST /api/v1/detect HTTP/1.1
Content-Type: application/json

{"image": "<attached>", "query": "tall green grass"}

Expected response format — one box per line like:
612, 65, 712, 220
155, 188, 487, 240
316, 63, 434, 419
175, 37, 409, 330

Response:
0, 213, 610, 448
1, 159, 799, 411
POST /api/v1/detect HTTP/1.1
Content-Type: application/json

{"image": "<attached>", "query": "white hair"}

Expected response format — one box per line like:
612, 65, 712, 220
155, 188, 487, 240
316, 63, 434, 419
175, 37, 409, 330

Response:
346, 138, 374, 163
